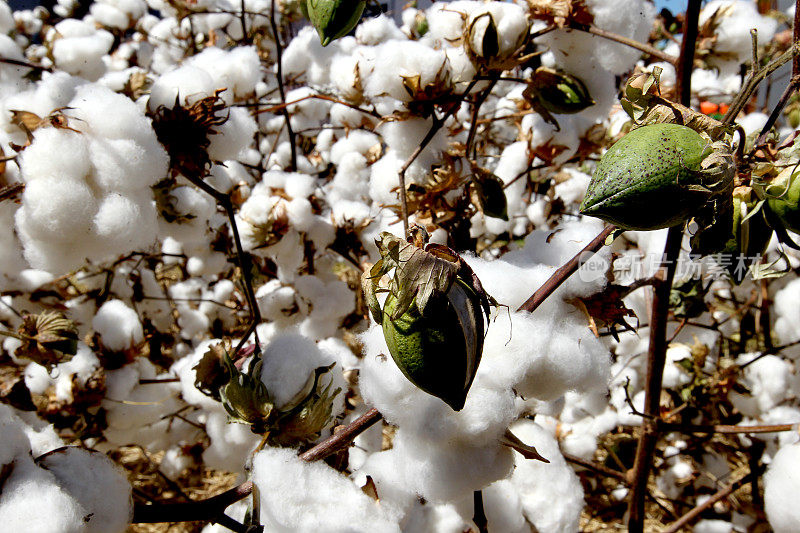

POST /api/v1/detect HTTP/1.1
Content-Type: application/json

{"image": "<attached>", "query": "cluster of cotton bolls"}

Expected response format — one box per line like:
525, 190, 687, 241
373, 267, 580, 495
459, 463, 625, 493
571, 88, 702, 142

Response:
0, 0, 799, 532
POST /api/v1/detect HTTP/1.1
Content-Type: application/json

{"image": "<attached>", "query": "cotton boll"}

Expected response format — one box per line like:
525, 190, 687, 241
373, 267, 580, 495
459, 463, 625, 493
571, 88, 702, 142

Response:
147, 65, 216, 110
403, 500, 471, 533
364, 428, 514, 503
91, 191, 158, 252
259, 333, 339, 409
0, 404, 31, 466
93, 299, 143, 351
507, 420, 584, 532
185, 45, 261, 99
0, 456, 88, 533
363, 40, 451, 102
18, 128, 90, 183
0, 2, 13, 33
729, 354, 794, 417
700, 1, 777, 63
207, 106, 257, 161
15, 177, 97, 242
584, 0, 656, 74
50, 19, 114, 81
36, 447, 132, 533
662, 344, 693, 389
765, 443, 800, 533
202, 409, 260, 473
356, 14, 405, 45
253, 446, 401, 532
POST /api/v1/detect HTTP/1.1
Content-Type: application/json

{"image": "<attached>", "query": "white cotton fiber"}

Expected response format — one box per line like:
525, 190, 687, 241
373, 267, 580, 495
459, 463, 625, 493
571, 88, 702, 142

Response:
15, 176, 97, 241
765, 442, 800, 533
259, 333, 339, 409
361, 428, 514, 503
508, 420, 584, 532
0, 457, 88, 533
358, 324, 517, 445
92, 299, 144, 351
207, 106, 258, 161
253, 446, 401, 532
36, 447, 132, 533
50, 19, 114, 81
148, 65, 216, 109
14, 84, 167, 274
0, 404, 31, 466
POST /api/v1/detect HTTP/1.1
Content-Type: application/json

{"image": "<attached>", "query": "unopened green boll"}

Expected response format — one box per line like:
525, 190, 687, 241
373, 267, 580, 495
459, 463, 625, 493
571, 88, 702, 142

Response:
305, 0, 366, 46
581, 124, 734, 231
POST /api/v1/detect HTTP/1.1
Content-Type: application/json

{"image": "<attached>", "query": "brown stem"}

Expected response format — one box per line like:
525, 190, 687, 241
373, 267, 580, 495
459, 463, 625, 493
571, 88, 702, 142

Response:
473, 490, 489, 533
268, 2, 297, 171
517, 225, 617, 313
0, 57, 51, 72
658, 422, 797, 434
570, 25, 678, 66
133, 481, 254, 523
563, 452, 628, 483
299, 407, 382, 462
626, 4, 701, 529
662, 472, 758, 533
465, 77, 498, 160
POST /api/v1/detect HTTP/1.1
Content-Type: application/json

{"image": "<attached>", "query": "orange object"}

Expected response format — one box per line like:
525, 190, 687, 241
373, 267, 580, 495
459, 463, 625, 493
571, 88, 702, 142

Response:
700, 101, 718, 115
718, 103, 729, 114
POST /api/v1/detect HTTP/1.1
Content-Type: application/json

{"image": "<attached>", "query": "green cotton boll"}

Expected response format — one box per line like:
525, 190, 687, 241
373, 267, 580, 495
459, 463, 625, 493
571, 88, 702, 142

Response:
764, 165, 800, 234
381, 281, 483, 412
306, 0, 366, 47
580, 124, 712, 231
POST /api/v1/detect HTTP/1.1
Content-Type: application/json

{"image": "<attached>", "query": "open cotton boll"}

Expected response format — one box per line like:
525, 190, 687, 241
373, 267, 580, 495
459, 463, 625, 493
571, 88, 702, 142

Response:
765, 443, 800, 533
147, 65, 216, 109
282, 26, 347, 87
0, 2, 12, 34
362, 427, 514, 503
466, 2, 529, 59
478, 309, 610, 401
93, 299, 144, 351
259, 333, 339, 409
0, 404, 31, 466
36, 447, 132, 533
253, 446, 401, 532
576, 0, 655, 74
773, 277, 800, 344
0, 457, 89, 533
729, 354, 794, 417
50, 19, 114, 81
185, 45, 261, 100
15, 176, 97, 242
206, 106, 258, 161
507, 419, 584, 532
356, 14, 405, 45
700, 1, 777, 62
201, 409, 260, 472
363, 40, 451, 101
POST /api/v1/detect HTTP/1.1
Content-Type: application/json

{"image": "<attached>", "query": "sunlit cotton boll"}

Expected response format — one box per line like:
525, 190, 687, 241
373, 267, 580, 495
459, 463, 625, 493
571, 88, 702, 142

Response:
50, 19, 114, 81
765, 442, 800, 533
92, 299, 144, 352
252, 446, 401, 532
360, 427, 514, 503
507, 420, 584, 532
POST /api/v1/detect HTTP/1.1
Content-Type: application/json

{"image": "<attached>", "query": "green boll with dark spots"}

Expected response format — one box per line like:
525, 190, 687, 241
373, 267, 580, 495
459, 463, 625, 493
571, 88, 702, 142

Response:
305, 0, 366, 47
580, 123, 712, 231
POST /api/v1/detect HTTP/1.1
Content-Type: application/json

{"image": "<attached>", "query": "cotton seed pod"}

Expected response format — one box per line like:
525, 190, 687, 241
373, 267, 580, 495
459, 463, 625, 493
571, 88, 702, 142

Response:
762, 164, 800, 234
362, 231, 495, 411
525, 67, 594, 115
581, 124, 733, 231
305, 0, 366, 47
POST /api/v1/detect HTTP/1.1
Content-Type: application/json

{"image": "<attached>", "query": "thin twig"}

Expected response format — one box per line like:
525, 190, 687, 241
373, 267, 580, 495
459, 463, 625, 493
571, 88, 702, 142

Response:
465, 77, 499, 160
517, 225, 617, 313
662, 471, 758, 533
0, 57, 51, 72
268, 1, 297, 171
658, 422, 797, 434
569, 25, 678, 66
563, 452, 628, 483
755, 0, 800, 145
